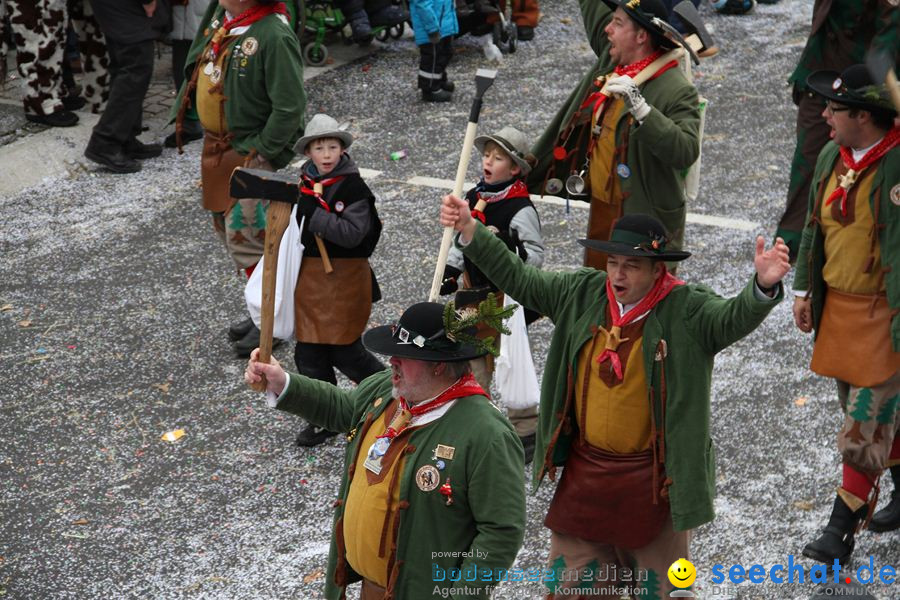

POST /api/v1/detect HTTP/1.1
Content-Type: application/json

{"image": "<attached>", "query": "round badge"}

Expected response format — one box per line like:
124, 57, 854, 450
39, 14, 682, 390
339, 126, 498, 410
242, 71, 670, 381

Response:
832, 77, 842, 91
435, 460, 446, 471
415, 465, 440, 492
241, 37, 259, 56
210, 67, 222, 84
334, 201, 345, 213
616, 163, 631, 179
203, 62, 214, 76
552, 146, 568, 161
891, 183, 900, 206
373, 397, 383, 407
545, 178, 563, 195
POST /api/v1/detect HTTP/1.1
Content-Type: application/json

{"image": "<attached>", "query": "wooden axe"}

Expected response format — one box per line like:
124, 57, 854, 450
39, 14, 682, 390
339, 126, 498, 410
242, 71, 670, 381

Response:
866, 47, 900, 114
672, 1, 718, 58
230, 167, 299, 392
428, 68, 497, 302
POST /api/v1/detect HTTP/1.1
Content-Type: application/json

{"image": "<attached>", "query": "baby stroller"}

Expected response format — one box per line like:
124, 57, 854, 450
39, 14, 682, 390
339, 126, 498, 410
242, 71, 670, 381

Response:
456, 0, 516, 54
300, 0, 408, 66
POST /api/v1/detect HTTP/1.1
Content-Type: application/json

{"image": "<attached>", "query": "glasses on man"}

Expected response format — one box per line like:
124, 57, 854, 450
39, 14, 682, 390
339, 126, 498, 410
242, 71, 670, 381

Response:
825, 101, 851, 115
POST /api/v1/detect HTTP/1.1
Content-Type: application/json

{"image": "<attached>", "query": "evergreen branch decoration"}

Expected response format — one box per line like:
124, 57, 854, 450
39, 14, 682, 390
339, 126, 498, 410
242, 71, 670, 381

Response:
442, 293, 518, 357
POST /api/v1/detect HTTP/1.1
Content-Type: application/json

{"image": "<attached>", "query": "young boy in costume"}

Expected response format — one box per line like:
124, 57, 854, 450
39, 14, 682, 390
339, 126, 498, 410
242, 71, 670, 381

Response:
291, 113, 385, 447
410, 0, 459, 102
440, 126, 544, 461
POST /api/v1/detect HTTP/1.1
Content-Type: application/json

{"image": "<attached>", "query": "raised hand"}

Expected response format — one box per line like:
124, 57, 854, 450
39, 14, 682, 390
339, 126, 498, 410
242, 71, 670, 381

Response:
440, 193, 477, 242
754, 236, 791, 290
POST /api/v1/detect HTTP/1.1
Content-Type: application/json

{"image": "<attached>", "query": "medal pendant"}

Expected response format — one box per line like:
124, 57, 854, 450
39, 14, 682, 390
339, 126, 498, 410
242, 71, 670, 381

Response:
203, 62, 215, 76
616, 163, 631, 179
545, 178, 563, 195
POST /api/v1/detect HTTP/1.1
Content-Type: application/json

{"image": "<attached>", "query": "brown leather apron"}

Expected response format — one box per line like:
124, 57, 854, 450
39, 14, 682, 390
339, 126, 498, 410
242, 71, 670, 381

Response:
200, 131, 252, 213
294, 257, 373, 344
811, 288, 900, 387
544, 441, 668, 550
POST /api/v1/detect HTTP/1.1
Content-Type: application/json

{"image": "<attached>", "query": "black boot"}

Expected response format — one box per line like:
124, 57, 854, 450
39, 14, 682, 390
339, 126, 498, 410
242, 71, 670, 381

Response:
802, 495, 867, 565
228, 317, 255, 342
869, 466, 900, 533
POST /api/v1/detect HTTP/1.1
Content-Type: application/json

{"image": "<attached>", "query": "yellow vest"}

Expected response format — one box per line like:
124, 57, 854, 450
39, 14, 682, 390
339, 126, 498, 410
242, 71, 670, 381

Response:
196, 37, 236, 134
574, 320, 651, 453
820, 166, 883, 294
589, 98, 626, 206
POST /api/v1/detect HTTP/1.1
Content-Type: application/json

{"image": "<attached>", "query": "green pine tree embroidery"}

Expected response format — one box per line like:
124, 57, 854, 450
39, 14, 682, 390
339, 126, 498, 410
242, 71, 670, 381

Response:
229, 202, 245, 231
545, 555, 567, 594
642, 569, 662, 600
845, 388, 874, 444
873, 394, 898, 443
253, 202, 266, 229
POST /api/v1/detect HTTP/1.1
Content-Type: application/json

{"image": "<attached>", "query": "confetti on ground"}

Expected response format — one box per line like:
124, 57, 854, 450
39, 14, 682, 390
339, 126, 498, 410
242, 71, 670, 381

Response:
160, 429, 185, 443
794, 396, 808, 407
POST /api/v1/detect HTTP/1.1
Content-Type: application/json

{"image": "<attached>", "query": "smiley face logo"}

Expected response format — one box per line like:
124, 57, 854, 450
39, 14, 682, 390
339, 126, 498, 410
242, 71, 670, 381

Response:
667, 558, 696, 589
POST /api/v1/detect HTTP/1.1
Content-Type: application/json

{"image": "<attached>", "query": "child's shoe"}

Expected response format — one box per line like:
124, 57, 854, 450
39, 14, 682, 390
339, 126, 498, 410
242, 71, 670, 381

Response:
423, 88, 453, 102
347, 10, 374, 44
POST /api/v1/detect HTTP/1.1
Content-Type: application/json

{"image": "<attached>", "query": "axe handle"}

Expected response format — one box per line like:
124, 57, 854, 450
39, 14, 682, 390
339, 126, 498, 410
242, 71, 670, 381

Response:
599, 47, 685, 98
429, 120, 480, 302
250, 199, 293, 393
313, 182, 334, 274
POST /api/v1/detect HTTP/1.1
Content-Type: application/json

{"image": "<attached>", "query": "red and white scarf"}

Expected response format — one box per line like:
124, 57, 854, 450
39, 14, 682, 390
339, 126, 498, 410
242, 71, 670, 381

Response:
580, 50, 677, 119
826, 126, 900, 216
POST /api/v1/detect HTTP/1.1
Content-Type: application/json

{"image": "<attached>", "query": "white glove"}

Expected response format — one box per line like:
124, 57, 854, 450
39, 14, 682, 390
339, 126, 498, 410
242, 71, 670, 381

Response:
606, 75, 651, 122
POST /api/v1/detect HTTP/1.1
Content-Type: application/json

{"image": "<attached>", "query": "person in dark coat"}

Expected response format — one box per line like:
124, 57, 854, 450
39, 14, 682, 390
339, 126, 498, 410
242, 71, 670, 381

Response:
84, 0, 170, 173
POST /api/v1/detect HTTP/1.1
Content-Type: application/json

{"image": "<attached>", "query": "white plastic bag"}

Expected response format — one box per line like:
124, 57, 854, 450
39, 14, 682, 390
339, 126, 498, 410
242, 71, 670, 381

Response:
495, 294, 540, 410
245, 207, 304, 341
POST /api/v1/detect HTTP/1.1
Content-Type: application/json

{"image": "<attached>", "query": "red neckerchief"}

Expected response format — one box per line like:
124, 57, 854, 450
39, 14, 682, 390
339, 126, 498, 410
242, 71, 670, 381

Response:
299, 173, 345, 212
826, 127, 900, 216
579, 50, 676, 119
596, 271, 684, 380
210, 3, 287, 58
379, 373, 487, 441
471, 179, 530, 223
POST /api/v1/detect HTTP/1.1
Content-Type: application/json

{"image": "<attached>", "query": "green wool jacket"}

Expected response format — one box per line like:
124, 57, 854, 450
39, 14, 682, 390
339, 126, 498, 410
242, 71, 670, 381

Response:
528, 0, 700, 250
276, 370, 526, 599
794, 142, 900, 352
169, 3, 306, 169
460, 224, 782, 531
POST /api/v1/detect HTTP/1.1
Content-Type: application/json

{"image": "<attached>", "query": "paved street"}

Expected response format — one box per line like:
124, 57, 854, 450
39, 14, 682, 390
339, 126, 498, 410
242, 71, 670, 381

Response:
0, 2, 896, 599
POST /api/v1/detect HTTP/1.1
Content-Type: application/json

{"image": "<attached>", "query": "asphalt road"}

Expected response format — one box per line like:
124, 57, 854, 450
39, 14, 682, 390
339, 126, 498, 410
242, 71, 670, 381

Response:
0, 1, 896, 599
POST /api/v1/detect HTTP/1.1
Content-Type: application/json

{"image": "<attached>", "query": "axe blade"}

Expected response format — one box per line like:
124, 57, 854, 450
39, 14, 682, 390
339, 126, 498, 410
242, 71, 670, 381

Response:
651, 17, 700, 65
229, 167, 300, 204
672, 1, 715, 54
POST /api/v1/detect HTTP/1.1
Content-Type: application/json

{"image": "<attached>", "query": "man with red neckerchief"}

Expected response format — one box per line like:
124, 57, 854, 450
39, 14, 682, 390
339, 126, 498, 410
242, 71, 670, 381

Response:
245, 300, 526, 600
527, 0, 700, 271
170, 0, 305, 356
440, 199, 790, 599
794, 64, 900, 566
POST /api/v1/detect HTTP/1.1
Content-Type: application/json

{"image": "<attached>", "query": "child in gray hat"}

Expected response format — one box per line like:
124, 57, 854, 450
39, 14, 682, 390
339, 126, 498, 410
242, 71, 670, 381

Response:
290, 113, 385, 447
440, 125, 545, 461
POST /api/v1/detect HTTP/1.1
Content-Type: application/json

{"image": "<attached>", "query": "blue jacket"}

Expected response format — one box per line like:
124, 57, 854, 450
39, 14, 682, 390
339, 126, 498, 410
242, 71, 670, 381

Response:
409, 0, 458, 45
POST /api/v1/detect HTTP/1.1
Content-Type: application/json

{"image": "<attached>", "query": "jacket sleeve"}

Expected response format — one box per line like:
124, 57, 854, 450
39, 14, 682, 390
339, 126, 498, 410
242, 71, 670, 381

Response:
308, 199, 373, 248
630, 78, 701, 170
275, 371, 379, 432
453, 427, 525, 599
579, 0, 613, 58
409, 0, 439, 34
685, 277, 783, 356
241, 24, 306, 162
459, 222, 581, 322
794, 143, 834, 292
509, 206, 545, 269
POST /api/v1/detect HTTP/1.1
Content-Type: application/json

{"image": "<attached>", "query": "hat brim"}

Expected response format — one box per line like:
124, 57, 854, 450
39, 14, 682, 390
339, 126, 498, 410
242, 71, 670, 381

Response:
806, 70, 897, 114
474, 135, 532, 175
600, 0, 677, 50
362, 325, 487, 362
578, 238, 691, 261
292, 130, 354, 155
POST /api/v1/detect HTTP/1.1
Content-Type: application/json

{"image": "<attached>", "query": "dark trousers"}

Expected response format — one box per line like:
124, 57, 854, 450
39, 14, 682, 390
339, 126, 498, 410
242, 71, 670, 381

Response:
90, 37, 153, 149
418, 37, 453, 91
171, 39, 191, 92
293, 338, 384, 386
777, 88, 829, 255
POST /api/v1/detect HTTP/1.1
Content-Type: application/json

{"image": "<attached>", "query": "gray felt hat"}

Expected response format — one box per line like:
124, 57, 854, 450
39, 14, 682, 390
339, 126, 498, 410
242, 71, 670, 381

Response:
292, 113, 353, 154
474, 126, 533, 175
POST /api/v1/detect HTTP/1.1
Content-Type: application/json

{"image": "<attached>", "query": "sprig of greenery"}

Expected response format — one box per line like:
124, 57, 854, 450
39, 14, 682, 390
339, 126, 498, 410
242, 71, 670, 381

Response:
442, 293, 518, 357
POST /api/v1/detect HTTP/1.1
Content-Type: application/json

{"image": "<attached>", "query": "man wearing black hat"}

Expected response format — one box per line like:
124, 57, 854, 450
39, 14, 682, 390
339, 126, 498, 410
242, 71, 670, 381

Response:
793, 65, 900, 565
441, 196, 790, 598
244, 301, 525, 599
527, 0, 700, 271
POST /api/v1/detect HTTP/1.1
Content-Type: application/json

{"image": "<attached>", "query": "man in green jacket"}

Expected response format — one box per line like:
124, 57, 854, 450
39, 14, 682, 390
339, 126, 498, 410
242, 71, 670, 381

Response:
245, 301, 526, 599
441, 196, 790, 598
171, 0, 306, 357
528, 0, 700, 270
793, 65, 900, 565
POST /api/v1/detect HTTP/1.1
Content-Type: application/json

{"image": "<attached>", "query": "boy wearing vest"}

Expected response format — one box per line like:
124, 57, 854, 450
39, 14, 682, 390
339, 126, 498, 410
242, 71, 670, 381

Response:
440, 126, 544, 461
291, 114, 385, 447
